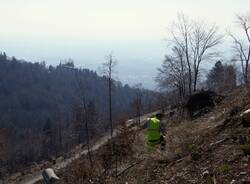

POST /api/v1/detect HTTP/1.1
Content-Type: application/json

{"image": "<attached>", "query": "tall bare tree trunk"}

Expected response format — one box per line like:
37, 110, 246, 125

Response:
193, 70, 198, 92
187, 66, 192, 96
102, 53, 117, 176
245, 46, 250, 83
185, 35, 192, 96
84, 103, 93, 166
58, 121, 62, 154
109, 76, 113, 138
75, 69, 93, 167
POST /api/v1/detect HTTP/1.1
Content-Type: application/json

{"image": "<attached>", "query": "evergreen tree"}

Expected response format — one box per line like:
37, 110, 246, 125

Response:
207, 61, 237, 92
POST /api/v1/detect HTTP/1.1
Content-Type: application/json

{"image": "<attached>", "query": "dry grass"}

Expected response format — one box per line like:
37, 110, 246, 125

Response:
165, 123, 202, 160
61, 159, 102, 184
40, 85, 250, 184
52, 123, 138, 184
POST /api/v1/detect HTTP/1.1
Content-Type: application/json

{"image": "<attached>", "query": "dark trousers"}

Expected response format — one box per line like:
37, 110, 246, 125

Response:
160, 135, 166, 146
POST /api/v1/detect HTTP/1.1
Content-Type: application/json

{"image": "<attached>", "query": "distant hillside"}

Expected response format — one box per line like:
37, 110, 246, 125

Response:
0, 52, 158, 174
0, 53, 156, 130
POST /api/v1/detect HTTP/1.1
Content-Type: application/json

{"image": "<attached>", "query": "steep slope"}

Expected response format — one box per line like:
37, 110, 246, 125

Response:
32, 85, 250, 184
113, 85, 250, 184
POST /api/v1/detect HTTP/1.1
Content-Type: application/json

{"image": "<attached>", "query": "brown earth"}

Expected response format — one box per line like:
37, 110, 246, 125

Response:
40, 85, 250, 184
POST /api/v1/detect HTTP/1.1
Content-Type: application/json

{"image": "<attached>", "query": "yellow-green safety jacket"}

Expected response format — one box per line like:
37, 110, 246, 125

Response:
147, 117, 161, 146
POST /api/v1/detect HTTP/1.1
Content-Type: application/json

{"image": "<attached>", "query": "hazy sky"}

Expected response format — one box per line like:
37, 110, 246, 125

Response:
0, 0, 250, 89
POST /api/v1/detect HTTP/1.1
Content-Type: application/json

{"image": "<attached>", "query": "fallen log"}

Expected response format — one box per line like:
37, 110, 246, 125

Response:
209, 138, 228, 147
117, 160, 144, 177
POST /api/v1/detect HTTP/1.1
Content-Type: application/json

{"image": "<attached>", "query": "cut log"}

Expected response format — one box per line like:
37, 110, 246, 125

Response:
117, 160, 144, 177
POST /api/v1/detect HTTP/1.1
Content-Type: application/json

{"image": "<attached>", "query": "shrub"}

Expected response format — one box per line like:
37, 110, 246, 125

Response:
240, 144, 250, 155
100, 124, 136, 172
61, 158, 102, 184
218, 164, 230, 175
187, 144, 201, 161
187, 144, 198, 152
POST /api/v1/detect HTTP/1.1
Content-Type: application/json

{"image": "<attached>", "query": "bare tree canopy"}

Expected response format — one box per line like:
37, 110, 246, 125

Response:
156, 46, 188, 101
167, 13, 223, 95
229, 13, 250, 84
102, 54, 118, 80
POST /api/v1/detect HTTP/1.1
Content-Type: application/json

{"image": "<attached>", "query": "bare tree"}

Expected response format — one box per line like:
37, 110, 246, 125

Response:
60, 63, 97, 166
131, 83, 143, 126
143, 90, 156, 113
101, 53, 118, 177
102, 53, 117, 139
75, 69, 93, 167
169, 14, 192, 95
156, 45, 188, 101
190, 21, 222, 91
229, 13, 250, 84
169, 13, 222, 94
223, 64, 237, 90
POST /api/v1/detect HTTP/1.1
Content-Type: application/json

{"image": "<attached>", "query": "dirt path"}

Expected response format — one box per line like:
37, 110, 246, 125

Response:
13, 111, 158, 184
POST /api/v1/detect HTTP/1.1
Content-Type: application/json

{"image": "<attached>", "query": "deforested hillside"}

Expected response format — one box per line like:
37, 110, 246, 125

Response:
117, 86, 250, 184
2, 2, 250, 184
43, 85, 250, 184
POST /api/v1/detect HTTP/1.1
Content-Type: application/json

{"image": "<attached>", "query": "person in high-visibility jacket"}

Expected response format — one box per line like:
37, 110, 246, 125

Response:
147, 113, 166, 150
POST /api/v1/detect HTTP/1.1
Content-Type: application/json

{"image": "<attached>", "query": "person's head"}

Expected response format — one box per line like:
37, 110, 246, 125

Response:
155, 113, 163, 120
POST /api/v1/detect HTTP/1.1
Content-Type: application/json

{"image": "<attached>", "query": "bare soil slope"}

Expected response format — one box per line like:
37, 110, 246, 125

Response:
114, 86, 250, 184
43, 86, 250, 184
